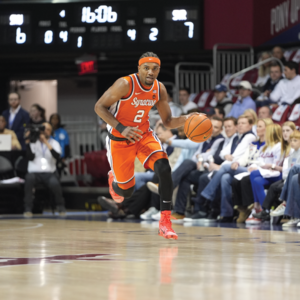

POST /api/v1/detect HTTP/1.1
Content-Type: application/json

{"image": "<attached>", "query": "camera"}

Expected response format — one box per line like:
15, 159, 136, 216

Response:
25, 124, 45, 143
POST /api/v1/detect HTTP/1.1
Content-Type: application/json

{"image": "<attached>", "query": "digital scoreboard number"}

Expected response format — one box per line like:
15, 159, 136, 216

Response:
0, 1, 202, 53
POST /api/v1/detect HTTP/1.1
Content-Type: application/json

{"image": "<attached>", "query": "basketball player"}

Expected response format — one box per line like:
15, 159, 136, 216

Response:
94, 52, 198, 240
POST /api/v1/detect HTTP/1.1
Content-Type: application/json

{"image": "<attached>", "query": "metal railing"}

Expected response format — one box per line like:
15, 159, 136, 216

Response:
225, 57, 284, 96
174, 62, 214, 103
213, 43, 254, 86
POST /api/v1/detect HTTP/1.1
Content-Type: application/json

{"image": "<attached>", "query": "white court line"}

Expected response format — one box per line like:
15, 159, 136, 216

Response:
0, 222, 43, 231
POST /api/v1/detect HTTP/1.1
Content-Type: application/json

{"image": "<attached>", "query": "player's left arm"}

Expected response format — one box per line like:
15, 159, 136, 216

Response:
156, 83, 198, 129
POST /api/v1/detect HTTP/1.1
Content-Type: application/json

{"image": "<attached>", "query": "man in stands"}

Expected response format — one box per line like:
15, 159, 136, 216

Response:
178, 88, 198, 113
258, 106, 273, 119
2, 92, 30, 150
227, 81, 256, 118
272, 46, 286, 64
167, 91, 182, 117
270, 61, 300, 106
200, 115, 256, 222
23, 122, 66, 218
211, 84, 232, 116
0, 115, 21, 150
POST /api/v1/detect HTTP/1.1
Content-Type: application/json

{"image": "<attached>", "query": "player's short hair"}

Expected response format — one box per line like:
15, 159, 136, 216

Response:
224, 117, 237, 126
179, 87, 190, 94
140, 52, 159, 60
290, 130, 300, 140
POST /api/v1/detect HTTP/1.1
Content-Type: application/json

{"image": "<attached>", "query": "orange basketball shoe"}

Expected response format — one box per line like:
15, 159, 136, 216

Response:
158, 211, 178, 240
108, 171, 124, 203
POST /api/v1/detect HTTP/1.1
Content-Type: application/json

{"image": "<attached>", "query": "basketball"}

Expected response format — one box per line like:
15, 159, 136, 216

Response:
184, 114, 213, 142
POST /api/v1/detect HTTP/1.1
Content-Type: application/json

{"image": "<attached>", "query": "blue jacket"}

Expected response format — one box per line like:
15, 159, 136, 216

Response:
2, 107, 30, 150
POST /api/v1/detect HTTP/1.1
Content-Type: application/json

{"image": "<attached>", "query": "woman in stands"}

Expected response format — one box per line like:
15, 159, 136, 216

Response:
252, 121, 296, 222
244, 109, 258, 136
255, 52, 272, 88
245, 124, 283, 224
29, 104, 46, 125
232, 118, 273, 222
49, 113, 70, 159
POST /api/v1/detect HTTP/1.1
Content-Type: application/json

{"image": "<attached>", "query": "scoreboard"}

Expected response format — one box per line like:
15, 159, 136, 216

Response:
0, 1, 202, 54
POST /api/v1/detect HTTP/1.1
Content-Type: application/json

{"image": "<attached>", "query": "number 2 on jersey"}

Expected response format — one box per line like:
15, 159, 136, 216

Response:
134, 110, 144, 123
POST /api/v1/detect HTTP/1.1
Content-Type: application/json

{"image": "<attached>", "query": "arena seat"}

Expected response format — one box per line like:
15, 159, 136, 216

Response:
288, 104, 300, 128
272, 104, 292, 125
193, 91, 214, 108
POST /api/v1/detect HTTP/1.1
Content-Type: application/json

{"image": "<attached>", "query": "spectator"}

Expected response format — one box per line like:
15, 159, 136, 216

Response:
211, 84, 233, 116
0, 115, 21, 150
2, 92, 30, 150
167, 91, 183, 117
254, 130, 300, 224
227, 81, 256, 118
214, 106, 225, 119
49, 113, 70, 159
29, 104, 46, 125
23, 122, 66, 218
272, 46, 286, 64
258, 106, 273, 119
245, 124, 283, 224
231, 118, 274, 222
270, 61, 300, 105
178, 88, 197, 113
251, 121, 296, 221
184, 117, 238, 221
244, 109, 258, 136
256, 62, 284, 107
255, 52, 272, 87
199, 115, 256, 222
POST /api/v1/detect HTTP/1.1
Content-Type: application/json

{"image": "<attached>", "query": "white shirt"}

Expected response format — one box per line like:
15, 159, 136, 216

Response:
169, 102, 183, 117
192, 136, 224, 162
270, 75, 300, 105
8, 105, 21, 128
182, 101, 198, 113
28, 138, 61, 173
220, 133, 256, 163
256, 142, 282, 166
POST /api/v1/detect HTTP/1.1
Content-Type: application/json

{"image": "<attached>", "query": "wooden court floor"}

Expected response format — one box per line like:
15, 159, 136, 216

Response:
1, 218, 300, 300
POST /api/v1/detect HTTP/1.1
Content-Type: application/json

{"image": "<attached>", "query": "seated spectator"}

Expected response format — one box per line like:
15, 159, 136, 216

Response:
258, 106, 273, 119
0, 115, 21, 150
49, 113, 70, 159
214, 106, 225, 119
211, 84, 233, 116
245, 124, 283, 224
29, 104, 46, 125
255, 52, 272, 88
179, 88, 197, 113
2, 92, 30, 150
270, 61, 300, 106
199, 115, 256, 222
167, 91, 183, 117
184, 117, 238, 221
254, 130, 300, 224
23, 122, 66, 218
244, 109, 258, 136
272, 46, 286, 64
256, 62, 283, 107
227, 81, 256, 118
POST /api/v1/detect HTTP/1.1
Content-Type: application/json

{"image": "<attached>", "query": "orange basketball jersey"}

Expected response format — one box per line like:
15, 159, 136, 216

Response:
107, 73, 160, 138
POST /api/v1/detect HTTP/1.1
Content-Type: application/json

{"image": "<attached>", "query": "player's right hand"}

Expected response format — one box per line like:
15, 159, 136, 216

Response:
121, 126, 143, 143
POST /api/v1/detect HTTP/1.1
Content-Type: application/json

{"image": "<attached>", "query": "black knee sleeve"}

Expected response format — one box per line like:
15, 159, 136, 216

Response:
154, 159, 173, 211
112, 182, 134, 198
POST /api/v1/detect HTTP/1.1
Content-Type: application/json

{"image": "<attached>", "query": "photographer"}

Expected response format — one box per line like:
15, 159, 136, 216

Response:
23, 122, 66, 218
